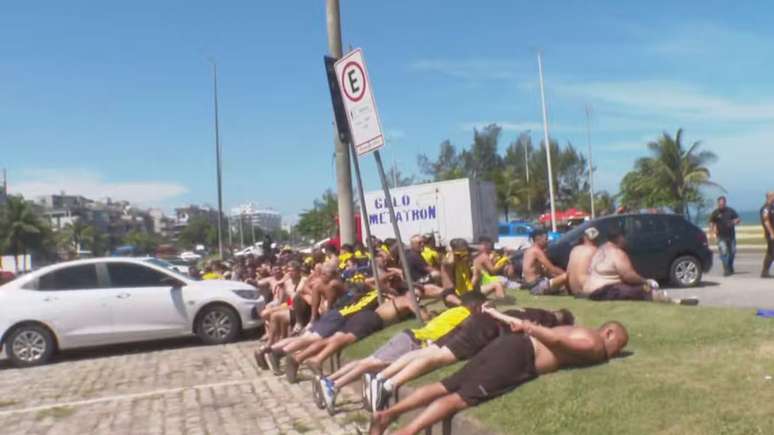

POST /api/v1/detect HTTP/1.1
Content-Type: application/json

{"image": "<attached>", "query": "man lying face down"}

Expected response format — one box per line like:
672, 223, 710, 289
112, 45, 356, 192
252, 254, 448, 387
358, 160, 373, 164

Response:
369, 318, 628, 435
367, 299, 574, 412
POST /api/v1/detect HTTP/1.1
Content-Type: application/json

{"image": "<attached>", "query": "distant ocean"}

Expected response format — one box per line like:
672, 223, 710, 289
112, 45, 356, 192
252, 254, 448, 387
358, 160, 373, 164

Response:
692, 209, 761, 226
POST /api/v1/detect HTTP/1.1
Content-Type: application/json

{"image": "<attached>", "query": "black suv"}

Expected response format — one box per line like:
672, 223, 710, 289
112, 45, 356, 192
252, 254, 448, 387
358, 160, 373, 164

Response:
518, 213, 713, 287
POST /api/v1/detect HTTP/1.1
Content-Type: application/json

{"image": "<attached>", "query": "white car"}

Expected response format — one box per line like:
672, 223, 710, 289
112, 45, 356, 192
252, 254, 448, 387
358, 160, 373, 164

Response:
0, 257, 265, 367
179, 251, 202, 262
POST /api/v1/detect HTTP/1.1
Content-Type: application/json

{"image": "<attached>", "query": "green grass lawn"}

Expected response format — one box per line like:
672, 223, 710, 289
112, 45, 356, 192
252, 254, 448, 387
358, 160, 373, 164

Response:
342, 290, 774, 435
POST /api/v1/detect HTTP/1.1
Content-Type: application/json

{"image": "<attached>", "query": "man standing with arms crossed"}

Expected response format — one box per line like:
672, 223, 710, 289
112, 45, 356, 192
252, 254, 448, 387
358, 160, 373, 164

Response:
709, 196, 741, 276
761, 192, 774, 278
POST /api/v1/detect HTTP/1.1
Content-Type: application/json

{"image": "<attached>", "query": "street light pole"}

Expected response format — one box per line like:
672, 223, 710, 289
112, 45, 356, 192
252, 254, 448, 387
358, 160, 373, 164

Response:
326, 0, 356, 244
585, 104, 596, 219
537, 51, 557, 232
211, 61, 224, 259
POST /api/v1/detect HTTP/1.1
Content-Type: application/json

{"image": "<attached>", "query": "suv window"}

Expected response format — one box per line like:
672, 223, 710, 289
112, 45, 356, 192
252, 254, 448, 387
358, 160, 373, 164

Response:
629, 215, 667, 234
38, 265, 99, 290
107, 263, 172, 288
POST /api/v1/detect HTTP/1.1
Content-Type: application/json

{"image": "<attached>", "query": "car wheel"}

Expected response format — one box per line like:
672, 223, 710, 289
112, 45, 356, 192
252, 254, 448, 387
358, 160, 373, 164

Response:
196, 305, 241, 345
6, 324, 55, 368
670, 255, 702, 288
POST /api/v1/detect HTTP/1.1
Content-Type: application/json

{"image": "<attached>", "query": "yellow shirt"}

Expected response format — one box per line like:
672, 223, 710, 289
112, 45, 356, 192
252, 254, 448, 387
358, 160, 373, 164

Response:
338, 252, 354, 270
410, 306, 470, 344
338, 289, 379, 316
444, 252, 474, 296
421, 246, 440, 268
201, 272, 222, 280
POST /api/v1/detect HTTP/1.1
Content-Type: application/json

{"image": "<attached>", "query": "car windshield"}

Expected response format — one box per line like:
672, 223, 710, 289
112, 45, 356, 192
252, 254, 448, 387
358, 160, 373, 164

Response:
143, 258, 191, 281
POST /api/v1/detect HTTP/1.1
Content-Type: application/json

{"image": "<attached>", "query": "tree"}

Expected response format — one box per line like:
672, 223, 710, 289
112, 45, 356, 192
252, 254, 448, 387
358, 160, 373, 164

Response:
618, 129, 721, 216
417, 140, 465, 181
385, 166, 416, 188
58, 220, 108, 256
178, 216, 217, 249
296, 190, 339, 242
0, 195, 48, 271
462, 124, 503, 181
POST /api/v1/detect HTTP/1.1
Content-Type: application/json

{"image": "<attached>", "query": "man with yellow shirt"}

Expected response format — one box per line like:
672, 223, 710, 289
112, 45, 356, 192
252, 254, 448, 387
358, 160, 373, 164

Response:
440, 238, 478, 306
316, 293, 486, 413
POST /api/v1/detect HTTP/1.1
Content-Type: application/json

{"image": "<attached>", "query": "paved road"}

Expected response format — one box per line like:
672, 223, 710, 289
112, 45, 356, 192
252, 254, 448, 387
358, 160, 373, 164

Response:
667, 249, 774, 310
0, 338, 365, 435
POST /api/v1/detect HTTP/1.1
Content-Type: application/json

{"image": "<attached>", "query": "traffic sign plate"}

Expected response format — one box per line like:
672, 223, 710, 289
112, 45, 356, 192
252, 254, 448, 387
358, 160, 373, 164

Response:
334, 49, 384, 156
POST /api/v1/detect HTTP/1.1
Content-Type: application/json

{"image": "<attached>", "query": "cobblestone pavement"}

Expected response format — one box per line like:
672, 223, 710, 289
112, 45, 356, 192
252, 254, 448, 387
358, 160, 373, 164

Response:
0, 339, 368, 435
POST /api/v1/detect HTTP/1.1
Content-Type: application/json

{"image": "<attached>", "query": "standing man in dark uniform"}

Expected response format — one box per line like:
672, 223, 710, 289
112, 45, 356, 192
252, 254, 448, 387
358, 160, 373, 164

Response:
761, 192, 774, 278
709, 196, 741, 276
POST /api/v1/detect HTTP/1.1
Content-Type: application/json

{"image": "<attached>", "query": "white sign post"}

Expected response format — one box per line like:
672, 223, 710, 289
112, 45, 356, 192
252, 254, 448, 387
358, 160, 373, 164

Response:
334, 49, 385, 156
333, 48, 423, 323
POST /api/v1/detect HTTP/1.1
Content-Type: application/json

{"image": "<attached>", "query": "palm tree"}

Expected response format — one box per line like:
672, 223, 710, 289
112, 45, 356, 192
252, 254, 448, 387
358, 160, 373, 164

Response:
60, 219, 94, 253
636, 129, 722, 216
0, 195, 47, 271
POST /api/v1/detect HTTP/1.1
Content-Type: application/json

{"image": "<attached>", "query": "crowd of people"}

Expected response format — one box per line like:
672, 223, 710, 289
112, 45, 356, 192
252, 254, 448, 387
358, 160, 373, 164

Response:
182, 231, 649, 434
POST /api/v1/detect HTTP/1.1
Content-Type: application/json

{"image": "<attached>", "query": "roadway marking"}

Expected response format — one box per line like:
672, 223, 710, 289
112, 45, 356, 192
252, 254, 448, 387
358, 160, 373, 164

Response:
0, 378, 257, 417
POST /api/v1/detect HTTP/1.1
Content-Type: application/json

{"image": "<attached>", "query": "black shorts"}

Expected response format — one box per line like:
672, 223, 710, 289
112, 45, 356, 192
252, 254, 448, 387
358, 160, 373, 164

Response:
441, 333, 538, 406
310, 310, 347, 338
341, 310, 384, 340
585, 283, 651, 301
440, 313, 501, 361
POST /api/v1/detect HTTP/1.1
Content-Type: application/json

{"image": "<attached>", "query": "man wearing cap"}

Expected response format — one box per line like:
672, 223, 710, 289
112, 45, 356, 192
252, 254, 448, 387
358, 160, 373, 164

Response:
566, 227, 599, 294
761, 192, 774, 278
521, 229, 567, 295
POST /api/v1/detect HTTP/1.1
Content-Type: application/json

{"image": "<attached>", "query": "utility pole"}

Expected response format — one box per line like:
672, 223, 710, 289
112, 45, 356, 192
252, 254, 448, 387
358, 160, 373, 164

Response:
537, 51, 557, 232
585, 104, 596, 219
211, 61, 225, 259
326, 0, 356, 244
523, 132, 531, 215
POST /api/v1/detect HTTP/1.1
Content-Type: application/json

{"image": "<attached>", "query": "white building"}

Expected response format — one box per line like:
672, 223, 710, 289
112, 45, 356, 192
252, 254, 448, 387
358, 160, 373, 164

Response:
230, 203, 282, 233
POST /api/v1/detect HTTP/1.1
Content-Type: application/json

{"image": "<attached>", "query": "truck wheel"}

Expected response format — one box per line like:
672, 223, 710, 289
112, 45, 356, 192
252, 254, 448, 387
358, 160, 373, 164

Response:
670, 255, 702, 288
6, 323, 55, 368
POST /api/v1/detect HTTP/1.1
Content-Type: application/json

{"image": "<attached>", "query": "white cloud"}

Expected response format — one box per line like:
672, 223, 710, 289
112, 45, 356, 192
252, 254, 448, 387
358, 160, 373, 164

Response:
408, 59, 523, 80
8, 169, 188, 207
554, 80, 774, 122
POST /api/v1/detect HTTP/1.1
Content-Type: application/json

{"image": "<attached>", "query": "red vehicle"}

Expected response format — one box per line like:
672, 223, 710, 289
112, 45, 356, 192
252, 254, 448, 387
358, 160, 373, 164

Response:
328, 214, 363, 249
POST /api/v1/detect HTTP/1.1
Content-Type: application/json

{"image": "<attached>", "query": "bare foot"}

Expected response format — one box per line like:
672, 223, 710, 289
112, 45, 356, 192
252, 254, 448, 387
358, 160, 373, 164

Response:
369, 411, 394, 435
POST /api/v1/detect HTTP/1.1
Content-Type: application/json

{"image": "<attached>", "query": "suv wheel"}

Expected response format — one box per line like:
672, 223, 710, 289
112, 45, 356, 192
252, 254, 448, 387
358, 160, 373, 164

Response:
670, 255, 702, 288
6, 324, 55, 367
196, 305, 241, 345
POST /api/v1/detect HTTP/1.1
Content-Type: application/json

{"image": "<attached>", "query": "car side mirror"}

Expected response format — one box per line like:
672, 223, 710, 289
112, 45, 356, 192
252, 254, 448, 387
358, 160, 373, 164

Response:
162, 276, 186, 288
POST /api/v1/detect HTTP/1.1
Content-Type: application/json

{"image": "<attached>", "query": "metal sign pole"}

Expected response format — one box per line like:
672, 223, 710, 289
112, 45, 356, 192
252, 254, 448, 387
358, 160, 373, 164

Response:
373, 150, 423, 323
349, 143, 384, 304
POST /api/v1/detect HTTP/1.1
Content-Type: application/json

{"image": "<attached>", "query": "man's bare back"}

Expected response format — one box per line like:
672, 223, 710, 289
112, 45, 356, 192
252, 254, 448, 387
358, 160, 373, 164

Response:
566, 245, 597, 294
530, 325, 607, 375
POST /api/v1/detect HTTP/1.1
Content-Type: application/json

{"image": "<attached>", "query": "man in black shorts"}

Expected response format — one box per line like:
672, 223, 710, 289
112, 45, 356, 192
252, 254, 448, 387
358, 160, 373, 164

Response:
369, 304, 574, 412
369, 319, 629, 435
282, 292, 416, 383
263, 285, 380, 377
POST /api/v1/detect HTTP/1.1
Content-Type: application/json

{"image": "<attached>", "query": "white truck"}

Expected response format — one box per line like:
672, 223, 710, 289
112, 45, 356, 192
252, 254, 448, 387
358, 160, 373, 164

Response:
361, 178, 498, 247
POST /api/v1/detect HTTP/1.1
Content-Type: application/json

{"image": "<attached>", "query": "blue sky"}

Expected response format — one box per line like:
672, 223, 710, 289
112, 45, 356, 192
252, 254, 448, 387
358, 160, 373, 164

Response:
3, 1, 773, 222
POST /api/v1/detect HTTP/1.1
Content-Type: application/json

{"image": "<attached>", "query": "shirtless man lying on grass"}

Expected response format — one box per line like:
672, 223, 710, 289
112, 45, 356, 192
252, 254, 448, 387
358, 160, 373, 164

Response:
367, 303, 575, 412
316, 293, 488, 413
369, 319, 629, 435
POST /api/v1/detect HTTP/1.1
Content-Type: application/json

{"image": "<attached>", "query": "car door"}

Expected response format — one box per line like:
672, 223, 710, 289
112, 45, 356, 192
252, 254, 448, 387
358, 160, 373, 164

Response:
33, 264, 116, 348
105, 262, 190, 342
625, 215, 671, 278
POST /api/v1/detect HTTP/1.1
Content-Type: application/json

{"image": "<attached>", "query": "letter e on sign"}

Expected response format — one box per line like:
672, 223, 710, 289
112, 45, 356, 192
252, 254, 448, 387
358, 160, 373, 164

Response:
334, 49, 385, 156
